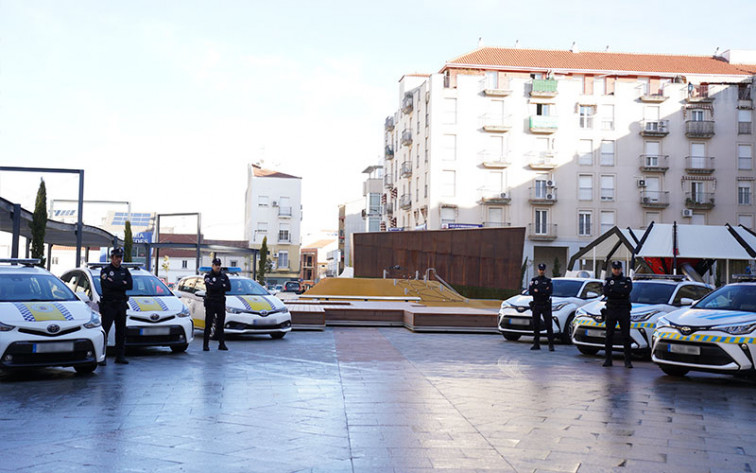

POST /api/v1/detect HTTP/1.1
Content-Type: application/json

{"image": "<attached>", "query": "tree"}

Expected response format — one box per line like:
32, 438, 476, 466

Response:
123, 220, 133, 263
552, 257, 562, 278
520, 256, 529, 289
257, 237, 269, 285
30, 179, 47, 266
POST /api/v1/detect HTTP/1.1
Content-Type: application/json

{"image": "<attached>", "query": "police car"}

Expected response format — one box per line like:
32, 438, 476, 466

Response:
571, 276, 712, 357
652, 280, 756, 377
176, 268, 292, 339
498, 277, 604, 344
60, 263, 193, 352
0, 259, 105, 373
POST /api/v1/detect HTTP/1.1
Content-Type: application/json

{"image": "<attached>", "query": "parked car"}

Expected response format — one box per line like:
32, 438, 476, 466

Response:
175, 268, 291, 339
652, 281, 756, 377
498, 277, 604, 344
59, 263, 193, 353
0, 259, 105, 373
571, 276, 712, 357
283, 281, 303, 294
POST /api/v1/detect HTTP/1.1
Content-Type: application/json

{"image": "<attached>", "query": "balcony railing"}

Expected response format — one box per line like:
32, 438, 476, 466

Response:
478, 151, 510, 168
528, 187, 557, 205
739, 122, 752, 135
400, 161, 412, 178
401, 130, 412, 146
685, 120, 715, 138
639, 154, 669, 173
528, 223, 557, 240
529, 115, 559, 133
278, 206, 292, 217
278, 233, 291, 243
530, 79, 558, 97
687, 84, 713, 102
480, 192, 511, 205
385, 145, 394, 159
640, 191, 670, 208
685, 156, 715, 174
640, 120, 669, 137
384, 174, 394, 188
483, 221, 512, 227
399, 193, 412, 209
639, 91, 667, 102
480, 114, 512, 132
685, 192, 715, 209
528, 152, 556, 170
385, 116, 395, 130
402, 94, 413, 114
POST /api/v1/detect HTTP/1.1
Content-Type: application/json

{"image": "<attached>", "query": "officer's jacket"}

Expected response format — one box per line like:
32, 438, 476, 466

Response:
204, 271, 231, 303
100, 264, 133, 302
528, 275, 553, 305
603, 273, 632, 308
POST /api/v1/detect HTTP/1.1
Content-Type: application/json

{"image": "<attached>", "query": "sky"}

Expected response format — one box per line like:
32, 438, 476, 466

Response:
1, 0, 755, 241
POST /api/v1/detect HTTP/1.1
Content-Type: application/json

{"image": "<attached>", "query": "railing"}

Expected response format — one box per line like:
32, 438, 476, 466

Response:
483, 221, 511, 227
278, 206, 292, 217
528, 223, 557, 240
639, 154, 669, 172
640, 120, 669, 136
401, 130, 412, 146
739, 122, 752, 135
739, 87, 752, 100
685, 192, 715, 209
384, 174, 394, 188
640, 191, 670, 207
687, 84, 711, 101
528, 187, 557, 204
400, 161, 412, 178
685, 120, 715, 138
530, 79, 558, 96
278, 233, 291, 243
685, 156, 715, 173
639, 90, 667, 102
402, 94, 413, 113
480, 192, 511, 204
528, 152, 556, 169
385, 145, 394, 159
399, 193, 412, 209
529, 115, 559, 132
480, 114, 512, 131
478, 151, 510, 168
385, 116, 395, 130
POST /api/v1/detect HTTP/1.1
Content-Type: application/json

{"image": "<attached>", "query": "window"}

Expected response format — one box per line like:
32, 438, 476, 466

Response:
534, 176, 548, 199
490, 135, 507, 162
535, 209, 548, 234
578, 175, 593, 200
277, 251, 289, 269
691, 181, 705, 203
279, 223, 291, 243
579, 106, 595, 129
600, 105, 614, 130
578, 139, 593, 165
738, 214, 754, 229
739, 182, 752, 205
440, 207, 456, 226
739, 109, 752, 135
181, 260, 188, 269
424, 172, 428, 197
644, 141, 661, 167
441, 170, 456, 197
645, 212, 660, 228
600, 140, 615, 166
690, 142, 706, 169
485, 71, 498, 89
258, 195, 269, 207
739, 145, 753, 170
230, 260, 238, 268
256, 222, 268, 239
536, 103, 552, 116
600, 175, 615, 201
368, 215, 380, 232
578, 211, 592, 236
415, 177, 419, 201
600, 211, 615, 234
691, 109, 705, 122
444, 98, 457, 125
368, 194, 381, 214
637, 77, 650, 95
486, 171, 504, 194
487, 207, 504, 226
442, 134, 456, 161
594, 77, 605, 96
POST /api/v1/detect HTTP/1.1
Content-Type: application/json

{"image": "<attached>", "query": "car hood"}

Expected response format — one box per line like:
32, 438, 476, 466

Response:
664, 308, 756, 326
578, 301, 664, 316
502, 294, 573, 308
226, 295, 286, 312
0, 300, 92, 323
127, 296, 185, 314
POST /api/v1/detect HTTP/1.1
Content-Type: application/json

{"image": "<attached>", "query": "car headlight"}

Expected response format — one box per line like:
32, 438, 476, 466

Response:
656, 316, 671, 328
279, 306, 290, 314
227, 307, 249, 314
0, 320, 15, 332
552, 303, 569, 311
631, 310, 662, 322
575, 308, 587, 317
500, 301, 512, 309
83, 311, 101, 329
177, 306, 191, 318
713, 322, 756, 335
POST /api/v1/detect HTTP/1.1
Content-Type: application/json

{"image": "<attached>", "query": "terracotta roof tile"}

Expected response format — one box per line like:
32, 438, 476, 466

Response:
251, 164, 301, 179
444, 47, 756, 76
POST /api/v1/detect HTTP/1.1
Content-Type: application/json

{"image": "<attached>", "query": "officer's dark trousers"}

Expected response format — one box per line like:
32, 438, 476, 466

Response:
100, 300, 127, 358
204, 300, 226, 348
605, 306, 632, 362
532, 303, 554, 347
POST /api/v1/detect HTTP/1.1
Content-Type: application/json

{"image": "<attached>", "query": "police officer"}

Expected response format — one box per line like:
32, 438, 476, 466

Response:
529, 263, 554, 351
100, 247, 133, 365
203, 258, 231, 351
602, 261, 633, 368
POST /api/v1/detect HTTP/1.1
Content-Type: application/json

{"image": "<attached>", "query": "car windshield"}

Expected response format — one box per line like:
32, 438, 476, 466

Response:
227, 278, 269, 296
0, 273, 77, 302
630, 282, 676, 305
694, 285, 756, 312
551, 280, 584, 298
91, 274, 172, 297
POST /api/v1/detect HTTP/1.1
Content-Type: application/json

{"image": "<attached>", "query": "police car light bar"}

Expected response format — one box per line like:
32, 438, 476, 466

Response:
632, 274, 687, 281
86, 262, 144, 269
0, 258, 41, 266
199, 266, 242, 273
733, 274, 756, 282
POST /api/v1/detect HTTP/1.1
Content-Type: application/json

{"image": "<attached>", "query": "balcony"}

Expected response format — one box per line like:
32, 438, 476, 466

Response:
528, 187, 557, 205
385, 145, 394, 160
278, 206, 292, 217
530, 79, 558, 97
639, 91, 667, 103
639, 154, 669, 173
685, 156, 715, 174
483, 87, 512, 97
479, 192, 511, 205
739, 122, 752, 135
480, 114, 512, 132
400, 161, 412, 178
384, 174, 394, 188
402, 94, 413, 114
685, 192, 715, 209
640, 120, 670, 137
385, 116, 395, 130
399, 193, 412, 209
685, 120, 715, 138
483, 221, 512, 227
528, 152, 556, 170
401, 130, 412, 146
686, 84, 714, 103
529, 115, 558, 133
640, 191, 670, 208
528, 223, 557, 241
478, 151, 510, 168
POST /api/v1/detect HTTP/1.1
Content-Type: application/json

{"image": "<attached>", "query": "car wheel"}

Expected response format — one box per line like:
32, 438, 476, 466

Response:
560, 314, 575, 344
659, 364, 689, 377
576, 345, 600, 356
270, 332, 286, 339
502, 333, 521, 341
171, 343, 188, 353
74, 363, 97, 375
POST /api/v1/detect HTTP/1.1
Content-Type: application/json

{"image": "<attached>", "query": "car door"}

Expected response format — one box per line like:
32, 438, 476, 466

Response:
74, 272, 99, 311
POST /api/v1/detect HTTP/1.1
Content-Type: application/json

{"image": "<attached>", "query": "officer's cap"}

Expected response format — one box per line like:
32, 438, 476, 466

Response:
537, 263, 546, 270
611, 261, 623, 269
110, 247, 124, 257
212, 257, 222, 266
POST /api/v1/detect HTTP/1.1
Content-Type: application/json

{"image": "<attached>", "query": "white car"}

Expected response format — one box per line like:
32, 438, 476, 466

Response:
0, 259, 105, 374
652, 282, 756, 377
176, 269, 292, 339
572, 277, 712, 357
498, 277, 604, 344
60, 264, 194, 352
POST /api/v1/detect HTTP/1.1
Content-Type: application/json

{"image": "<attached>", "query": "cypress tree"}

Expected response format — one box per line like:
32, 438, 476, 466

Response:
124, 220, 133, 262
30, 179, 47, 266
257, 237, 269, 285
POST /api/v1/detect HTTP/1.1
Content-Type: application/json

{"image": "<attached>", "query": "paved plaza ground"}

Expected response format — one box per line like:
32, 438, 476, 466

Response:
1, 327, 755, 473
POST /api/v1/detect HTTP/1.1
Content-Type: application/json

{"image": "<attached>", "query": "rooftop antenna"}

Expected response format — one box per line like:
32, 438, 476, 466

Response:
478, 36, 484, 48
514, 39, 520, 49
604, 45, 610, 52
713, 46, 720, 57
570, 41, 579, 53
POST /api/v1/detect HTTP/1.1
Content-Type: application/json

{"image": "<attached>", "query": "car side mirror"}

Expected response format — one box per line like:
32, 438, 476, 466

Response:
75, 291, 91, 303
195, 290, 207, 298
680, 297, 695, 306
585, 291, 599, 299
521, 289, 528, 295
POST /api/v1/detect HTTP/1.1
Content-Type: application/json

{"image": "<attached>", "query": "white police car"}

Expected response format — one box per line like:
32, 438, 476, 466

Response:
498, 277, 603, 344
176, 268, 291, 339
652, 280, 756, 377
0, 259, 105, 373
60, 263, 193, 352
571, 277, 712, 357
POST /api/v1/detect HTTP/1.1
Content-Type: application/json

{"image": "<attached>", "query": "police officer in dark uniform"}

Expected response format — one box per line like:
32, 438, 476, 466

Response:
602, 261, 633, 368
529, 263, 554, 351
100, 247, 133, 365
203, 258, 231, 351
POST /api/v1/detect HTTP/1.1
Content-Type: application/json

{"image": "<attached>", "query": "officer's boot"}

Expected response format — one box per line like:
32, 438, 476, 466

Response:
603, 356, 613, 367
203, 331, 210, 352
115, 350, 129, 364
548, 340, 555, 352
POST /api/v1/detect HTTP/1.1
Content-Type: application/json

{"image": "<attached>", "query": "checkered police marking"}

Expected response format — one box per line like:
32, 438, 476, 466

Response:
13, 303, 74, 322
656, 330, 756, 345
128, 297, 169, 312
235, 296, 273, 312
574, 319, 654, 329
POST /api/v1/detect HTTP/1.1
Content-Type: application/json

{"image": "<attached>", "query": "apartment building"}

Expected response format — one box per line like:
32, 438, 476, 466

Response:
382, 47, 756, 276
244, 164, 302, 285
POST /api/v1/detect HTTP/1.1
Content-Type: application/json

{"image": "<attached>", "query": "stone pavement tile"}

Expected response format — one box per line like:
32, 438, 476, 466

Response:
706, 451, 755, 472
623, 458, 710, 473
429, 455, 518, 470
351, 454, 434, 469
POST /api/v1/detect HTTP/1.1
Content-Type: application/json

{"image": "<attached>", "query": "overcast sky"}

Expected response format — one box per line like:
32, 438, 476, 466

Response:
1, 0, 755, 240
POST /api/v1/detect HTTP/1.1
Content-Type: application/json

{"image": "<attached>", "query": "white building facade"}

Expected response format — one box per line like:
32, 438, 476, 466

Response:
382, 47, 756, 278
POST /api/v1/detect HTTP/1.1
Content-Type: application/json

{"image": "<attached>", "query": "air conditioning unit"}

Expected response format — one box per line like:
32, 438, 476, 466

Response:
682, 209, 694, 217
637, 179, 647, 187
500, 192, 509, 199
546, 180, 556, 187
546, 193, 554, 200
642, 197, 650, 203
272, 201, 279, 207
